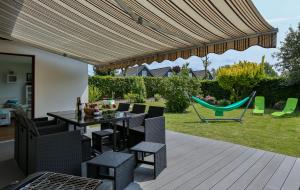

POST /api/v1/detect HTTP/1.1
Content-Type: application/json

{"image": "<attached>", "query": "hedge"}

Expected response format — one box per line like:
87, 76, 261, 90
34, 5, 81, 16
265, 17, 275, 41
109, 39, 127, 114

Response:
89, 76, 300, 108
88, 76, 146, 100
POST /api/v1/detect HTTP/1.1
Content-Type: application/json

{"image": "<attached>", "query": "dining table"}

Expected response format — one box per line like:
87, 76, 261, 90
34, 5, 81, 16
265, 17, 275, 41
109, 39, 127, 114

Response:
47, 110, 136, 151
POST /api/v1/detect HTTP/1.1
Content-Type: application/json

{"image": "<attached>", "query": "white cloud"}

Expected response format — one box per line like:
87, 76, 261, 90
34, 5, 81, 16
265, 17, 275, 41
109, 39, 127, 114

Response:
267, 16, 300, 23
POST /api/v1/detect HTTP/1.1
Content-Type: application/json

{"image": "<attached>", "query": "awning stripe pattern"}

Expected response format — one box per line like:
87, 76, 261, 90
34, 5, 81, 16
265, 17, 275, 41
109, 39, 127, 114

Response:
0, 0, 277, 70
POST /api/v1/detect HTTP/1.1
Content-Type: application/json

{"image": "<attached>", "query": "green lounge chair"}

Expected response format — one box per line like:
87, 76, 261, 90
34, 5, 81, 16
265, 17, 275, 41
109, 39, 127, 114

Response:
271, 98, 298, 117
253, 96, 265, 114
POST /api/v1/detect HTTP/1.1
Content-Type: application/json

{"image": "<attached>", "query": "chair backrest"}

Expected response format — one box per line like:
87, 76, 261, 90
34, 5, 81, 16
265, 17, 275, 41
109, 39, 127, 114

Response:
254, 96, 265, 110
131, 104, 146, 114
145, 116, 165, 144
128, 114, 145, 128
283, 98, 298, 113
116, 103, 130, 111
147, 106, 165, 118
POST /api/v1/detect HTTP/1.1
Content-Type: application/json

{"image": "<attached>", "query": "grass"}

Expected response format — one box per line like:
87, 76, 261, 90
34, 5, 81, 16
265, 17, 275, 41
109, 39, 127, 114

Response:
144, 100, 300, 157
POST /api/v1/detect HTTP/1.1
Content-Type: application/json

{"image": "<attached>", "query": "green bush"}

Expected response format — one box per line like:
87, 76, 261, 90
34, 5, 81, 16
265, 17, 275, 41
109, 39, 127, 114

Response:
162, 74, 202, 113
88, 76, 300, 109
124, 92, 137, 103
89, 85, 102, 103
154, 94, 162, 102
216, 61, 265, 100
143, 77, 165, 98
89, 76, 146, 101
200, 80, 230, 100
217, 99, 231, 106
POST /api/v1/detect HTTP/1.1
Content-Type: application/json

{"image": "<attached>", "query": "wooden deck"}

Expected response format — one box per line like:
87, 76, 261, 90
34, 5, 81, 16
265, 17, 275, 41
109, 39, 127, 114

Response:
0, 130, 300, 190
134, 131, 300, 190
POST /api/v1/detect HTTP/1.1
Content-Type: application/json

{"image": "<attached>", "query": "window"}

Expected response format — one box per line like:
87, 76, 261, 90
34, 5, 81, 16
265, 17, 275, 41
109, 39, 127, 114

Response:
141, 70, 147, 77
167, 72, 173, 77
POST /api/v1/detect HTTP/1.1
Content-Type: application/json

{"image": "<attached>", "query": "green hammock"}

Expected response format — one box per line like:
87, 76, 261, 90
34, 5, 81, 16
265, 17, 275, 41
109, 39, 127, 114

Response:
192, 96, 250, 116
189, 91, 256, 123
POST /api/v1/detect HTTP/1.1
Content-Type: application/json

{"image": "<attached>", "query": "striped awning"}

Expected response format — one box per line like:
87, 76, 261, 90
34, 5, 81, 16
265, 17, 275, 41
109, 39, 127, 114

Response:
0, 0, 277, 70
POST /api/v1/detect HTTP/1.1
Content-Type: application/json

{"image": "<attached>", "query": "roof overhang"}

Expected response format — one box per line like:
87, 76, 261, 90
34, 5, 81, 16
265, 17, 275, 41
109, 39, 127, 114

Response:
0, 0, 277, 71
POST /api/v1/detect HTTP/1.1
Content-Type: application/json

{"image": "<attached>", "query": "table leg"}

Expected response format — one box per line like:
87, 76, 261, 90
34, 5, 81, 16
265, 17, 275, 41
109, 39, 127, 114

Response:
113, 121, 117, 152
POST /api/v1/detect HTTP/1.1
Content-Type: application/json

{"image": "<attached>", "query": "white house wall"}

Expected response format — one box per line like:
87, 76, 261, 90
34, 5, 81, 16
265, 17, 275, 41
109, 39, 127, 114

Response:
0, 40, 88, 118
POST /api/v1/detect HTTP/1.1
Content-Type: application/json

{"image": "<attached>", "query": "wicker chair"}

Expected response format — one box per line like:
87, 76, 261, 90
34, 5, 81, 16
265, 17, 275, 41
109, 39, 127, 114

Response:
128, 116, 165, 148
14, 111, 82, 175
14, 110, 60, 173
131, 104, 146, 114
100, 103, 131, 131
116, 103, 130, 111
146, 106, 165, 118
25, 118, 82, 175
115, 104, 146, 143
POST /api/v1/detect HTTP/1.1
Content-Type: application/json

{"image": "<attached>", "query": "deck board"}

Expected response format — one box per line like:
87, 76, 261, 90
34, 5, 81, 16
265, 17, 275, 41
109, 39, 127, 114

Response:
281, 159, 300, 190
1, 130, 300, 190
135, 131, 300, 190
264, 156, 296, 190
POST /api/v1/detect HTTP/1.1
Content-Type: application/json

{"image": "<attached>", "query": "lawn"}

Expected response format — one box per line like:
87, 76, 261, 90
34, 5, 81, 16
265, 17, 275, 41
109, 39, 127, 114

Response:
144, 101, 300, 157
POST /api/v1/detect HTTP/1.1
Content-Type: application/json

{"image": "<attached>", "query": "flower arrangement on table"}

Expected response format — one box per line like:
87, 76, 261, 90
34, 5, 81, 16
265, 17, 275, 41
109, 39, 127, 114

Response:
84, 103, 101, 117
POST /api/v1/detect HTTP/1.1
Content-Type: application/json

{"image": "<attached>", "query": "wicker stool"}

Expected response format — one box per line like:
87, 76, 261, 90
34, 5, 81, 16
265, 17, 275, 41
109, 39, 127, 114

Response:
92, 129, 120, 153
87, 152, 135, 190
130, 141, 167, 179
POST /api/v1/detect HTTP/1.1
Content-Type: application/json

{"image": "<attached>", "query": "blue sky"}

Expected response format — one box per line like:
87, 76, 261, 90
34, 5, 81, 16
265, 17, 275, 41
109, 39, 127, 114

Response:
89, 0, 300, 75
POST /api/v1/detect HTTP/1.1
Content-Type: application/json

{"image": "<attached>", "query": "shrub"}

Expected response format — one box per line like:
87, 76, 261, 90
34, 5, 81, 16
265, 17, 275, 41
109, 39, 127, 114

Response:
204, 95, 217, 105
143, 77, 164, 97
217, 99, 231, 106
200, 80, 230, 100
124, 92, 138, 103
154, 94, 162, 102
162, 68, 202, 112
89, 76, 146, 100
216, 60, 265, 100
89, 86, 102, 103
273, 101, 286, 110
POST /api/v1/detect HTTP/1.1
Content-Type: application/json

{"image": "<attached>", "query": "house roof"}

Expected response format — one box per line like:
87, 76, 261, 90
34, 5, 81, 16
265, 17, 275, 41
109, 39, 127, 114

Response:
0, 1, 277, 70
125, 65, 147, 76
150, 67, 172, 77
192, 70, 212, 79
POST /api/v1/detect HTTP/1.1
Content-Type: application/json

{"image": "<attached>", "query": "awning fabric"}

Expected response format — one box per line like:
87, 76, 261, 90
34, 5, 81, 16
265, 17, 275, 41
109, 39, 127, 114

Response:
0, 0, 277, 70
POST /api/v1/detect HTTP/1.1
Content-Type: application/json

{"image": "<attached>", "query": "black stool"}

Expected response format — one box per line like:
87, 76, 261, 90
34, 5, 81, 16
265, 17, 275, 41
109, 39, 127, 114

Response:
87, 152, 135, 190
130, 141, 167, 179
92, 129, 120, 153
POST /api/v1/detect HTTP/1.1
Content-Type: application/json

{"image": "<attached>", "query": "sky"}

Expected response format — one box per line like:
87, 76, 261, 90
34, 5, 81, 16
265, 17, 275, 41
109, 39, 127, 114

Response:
88, 0, 300, 75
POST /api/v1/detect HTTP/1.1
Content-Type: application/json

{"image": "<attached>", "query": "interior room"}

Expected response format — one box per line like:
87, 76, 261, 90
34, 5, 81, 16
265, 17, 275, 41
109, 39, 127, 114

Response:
0, 53, 34, 141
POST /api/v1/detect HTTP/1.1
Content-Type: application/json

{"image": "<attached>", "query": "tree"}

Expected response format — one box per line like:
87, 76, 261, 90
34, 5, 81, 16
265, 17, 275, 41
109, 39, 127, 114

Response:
216, 61, 265, 101
273, 23, 300, 84
94, 68, 117, 76
264, 62, 278, 77
201, 55, 212, 79
172, 65, 181, 74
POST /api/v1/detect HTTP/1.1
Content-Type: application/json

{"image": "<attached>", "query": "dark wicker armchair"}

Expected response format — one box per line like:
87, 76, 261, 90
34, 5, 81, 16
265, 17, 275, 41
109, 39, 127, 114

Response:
131, 104, 146, 114
14, 111, 82, 175
146, 106, 165, 118
116, 103, 130, 111
26, 118, 82, 175
128, 116, 165, 147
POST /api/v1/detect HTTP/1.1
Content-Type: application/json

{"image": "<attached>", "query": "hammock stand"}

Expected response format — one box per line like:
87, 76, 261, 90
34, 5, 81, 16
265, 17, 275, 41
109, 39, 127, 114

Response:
190, 91, 256, 123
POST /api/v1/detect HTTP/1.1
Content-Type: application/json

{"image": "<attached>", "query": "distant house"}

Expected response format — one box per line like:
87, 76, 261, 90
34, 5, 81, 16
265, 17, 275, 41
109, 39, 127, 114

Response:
192, 70, 213, 80
150, 67, 173, 77
124, 65, 153, 77
123, 65, 213, 79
